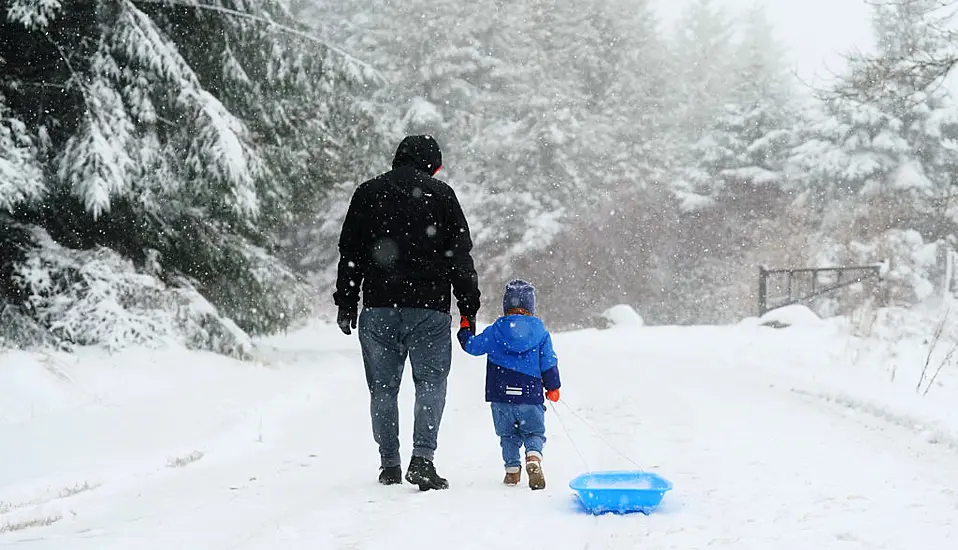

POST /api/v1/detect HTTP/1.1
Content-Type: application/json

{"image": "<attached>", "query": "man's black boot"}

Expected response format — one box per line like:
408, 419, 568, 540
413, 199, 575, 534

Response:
379, 465, 403, 485
405, 456, 449, 491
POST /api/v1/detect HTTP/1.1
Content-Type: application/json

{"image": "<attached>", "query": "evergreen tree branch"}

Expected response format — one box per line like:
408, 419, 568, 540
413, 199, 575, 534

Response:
42, 31, 76, 80
131, 0, 383, 81
834, 0, 958, 104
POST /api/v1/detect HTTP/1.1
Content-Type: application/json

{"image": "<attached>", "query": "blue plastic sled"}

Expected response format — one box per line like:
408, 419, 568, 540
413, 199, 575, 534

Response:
569, 470, 672, 515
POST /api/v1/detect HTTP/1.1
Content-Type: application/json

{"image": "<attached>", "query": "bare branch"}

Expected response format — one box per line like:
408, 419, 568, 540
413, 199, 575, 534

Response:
922, 338, 956, 395
818, 0, 958, 107
918, 306, 949, 393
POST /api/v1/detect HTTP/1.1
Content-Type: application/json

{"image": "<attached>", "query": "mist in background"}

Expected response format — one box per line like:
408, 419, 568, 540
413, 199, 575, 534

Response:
4, 0, 958, 354
655, 0, 873, 87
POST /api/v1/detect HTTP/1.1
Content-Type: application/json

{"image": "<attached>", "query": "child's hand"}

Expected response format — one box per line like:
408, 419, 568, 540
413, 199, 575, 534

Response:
459, 315, 476, 332
456, 321, 473, 351
546, 389, 560, 402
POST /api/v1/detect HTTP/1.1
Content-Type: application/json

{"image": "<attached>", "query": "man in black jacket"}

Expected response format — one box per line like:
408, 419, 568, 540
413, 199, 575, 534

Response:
334, 135, 481, 490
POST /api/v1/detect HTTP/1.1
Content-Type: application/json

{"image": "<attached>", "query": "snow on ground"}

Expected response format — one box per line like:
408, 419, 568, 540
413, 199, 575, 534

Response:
1, 314, 957, 549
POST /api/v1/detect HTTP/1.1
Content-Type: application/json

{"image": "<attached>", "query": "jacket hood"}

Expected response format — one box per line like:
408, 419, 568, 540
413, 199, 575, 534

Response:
491, 315, 548, 354
392, 135, 442, 174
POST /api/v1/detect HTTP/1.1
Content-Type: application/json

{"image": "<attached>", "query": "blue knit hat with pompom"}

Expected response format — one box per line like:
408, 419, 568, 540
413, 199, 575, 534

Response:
503, 279, 536, 315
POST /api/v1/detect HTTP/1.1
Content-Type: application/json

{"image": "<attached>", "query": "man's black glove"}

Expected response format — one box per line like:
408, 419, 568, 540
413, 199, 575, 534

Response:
337, 306, 358, 335
459, 315, 476, 333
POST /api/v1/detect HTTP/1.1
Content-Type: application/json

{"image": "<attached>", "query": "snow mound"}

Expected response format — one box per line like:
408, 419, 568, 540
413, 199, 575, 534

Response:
600, 304, 644, 328
759, 304, 823, 328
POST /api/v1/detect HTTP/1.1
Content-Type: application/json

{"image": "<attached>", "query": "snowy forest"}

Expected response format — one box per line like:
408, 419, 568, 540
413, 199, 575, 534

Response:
3, 0, 958, 356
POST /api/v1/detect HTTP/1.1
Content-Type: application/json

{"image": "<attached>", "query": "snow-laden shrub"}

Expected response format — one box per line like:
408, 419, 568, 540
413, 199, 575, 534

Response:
9, 227, 252, 357
845, 229, 939, 306
781, 229, 934, 321
0, 303, 64, 351
837, 301, 958, 394
186, 233, 316, 337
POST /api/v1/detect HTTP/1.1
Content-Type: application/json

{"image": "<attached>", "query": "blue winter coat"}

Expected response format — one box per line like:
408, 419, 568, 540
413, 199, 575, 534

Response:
458, 315, 560, 405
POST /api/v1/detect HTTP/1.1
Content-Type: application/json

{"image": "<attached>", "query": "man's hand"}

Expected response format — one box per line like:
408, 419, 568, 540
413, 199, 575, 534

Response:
337, 306, 358, 335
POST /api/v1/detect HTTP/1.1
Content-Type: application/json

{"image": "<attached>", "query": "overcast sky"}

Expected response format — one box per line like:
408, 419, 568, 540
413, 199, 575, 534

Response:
652, 0, 875, 88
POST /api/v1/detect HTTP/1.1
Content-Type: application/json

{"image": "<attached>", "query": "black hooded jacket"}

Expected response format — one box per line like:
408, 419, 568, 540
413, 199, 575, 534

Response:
333, 135, 481, 317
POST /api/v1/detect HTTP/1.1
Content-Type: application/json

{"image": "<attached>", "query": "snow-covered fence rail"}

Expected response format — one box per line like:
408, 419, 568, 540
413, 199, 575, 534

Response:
758, 263, 884, 316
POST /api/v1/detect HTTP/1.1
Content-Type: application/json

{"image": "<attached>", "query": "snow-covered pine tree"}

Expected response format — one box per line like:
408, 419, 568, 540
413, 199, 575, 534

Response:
826, 0, 957, 104
499, 1, 693, 326
0, 89, 44, 214
677, 4, 795, 216
139, 0, 384, 332
786, 0, 958, 309
294, 0, 679, 321
790, 0, 958, 239
666, 0, 736, 170
1, 77, 50, 348
284, 0, 507, 293
661, 4, 800, 324
0, 0, 381, 350
295, 0, 639, 302
611, 0, 674, 186
474, 0, 609, 267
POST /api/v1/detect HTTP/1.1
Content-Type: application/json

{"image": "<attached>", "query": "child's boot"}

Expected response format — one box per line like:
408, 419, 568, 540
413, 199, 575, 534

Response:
503, 466, 521, 486
525, 452, 545, 490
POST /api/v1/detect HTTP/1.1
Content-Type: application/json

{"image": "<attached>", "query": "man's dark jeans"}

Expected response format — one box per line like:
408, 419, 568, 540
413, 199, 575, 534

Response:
358, 307, 452, 468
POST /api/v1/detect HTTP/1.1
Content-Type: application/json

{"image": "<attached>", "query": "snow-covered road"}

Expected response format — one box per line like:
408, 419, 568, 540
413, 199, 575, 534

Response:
2, 321, 956, 549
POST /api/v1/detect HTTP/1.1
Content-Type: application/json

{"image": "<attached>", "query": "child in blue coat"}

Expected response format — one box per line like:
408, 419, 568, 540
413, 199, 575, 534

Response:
457, 279, 561, 490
